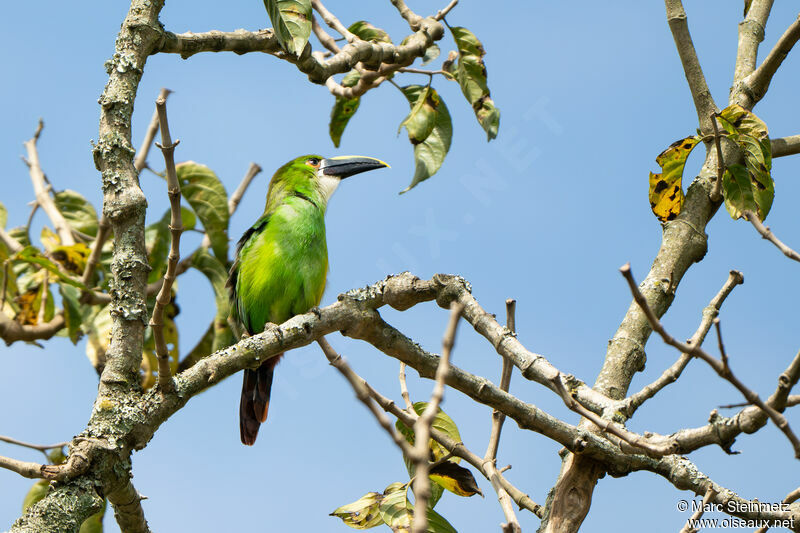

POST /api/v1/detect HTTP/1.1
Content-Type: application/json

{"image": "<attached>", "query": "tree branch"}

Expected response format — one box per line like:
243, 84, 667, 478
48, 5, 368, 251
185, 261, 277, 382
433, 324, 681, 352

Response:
624, 270, 744, 415
411, 302, 462, 533
664, 0, 718, 132
23, 120, 75, 246
133, 87, 171, 173
742, 13, 800, 105
734, 0, 774, 82
106, 478, 151, 533
620, 263, 800, 458
679, 485, 716, 533
149, 96, 182, 394
771, 135, 800, 158
311, 0, 356, 42
743, 210, 800, 263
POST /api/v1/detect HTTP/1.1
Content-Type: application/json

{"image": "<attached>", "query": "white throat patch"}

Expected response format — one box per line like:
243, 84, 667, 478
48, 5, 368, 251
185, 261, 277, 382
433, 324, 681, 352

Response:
317, 172, 341, 201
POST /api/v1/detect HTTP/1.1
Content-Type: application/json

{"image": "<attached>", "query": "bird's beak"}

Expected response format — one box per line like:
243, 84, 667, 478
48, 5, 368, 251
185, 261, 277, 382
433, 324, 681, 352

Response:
320, 156, 390, 179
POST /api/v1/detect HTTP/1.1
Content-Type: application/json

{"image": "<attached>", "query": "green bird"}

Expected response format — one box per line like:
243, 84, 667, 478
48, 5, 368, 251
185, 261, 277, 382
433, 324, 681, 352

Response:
227, 154, 389, 445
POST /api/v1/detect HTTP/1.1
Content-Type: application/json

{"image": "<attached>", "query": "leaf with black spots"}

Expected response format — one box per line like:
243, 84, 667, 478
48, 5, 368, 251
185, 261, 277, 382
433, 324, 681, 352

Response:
176, 162, 228, 260
399, 86, 452, 193
330, 491, 384, 529
263, 0, 312, 57
449, 26, 500, 140
648, 135, 701, 222
429, 461, 483, 497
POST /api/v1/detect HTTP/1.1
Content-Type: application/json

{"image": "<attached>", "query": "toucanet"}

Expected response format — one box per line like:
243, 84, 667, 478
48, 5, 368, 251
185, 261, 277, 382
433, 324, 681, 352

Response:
227, 154, 389, 445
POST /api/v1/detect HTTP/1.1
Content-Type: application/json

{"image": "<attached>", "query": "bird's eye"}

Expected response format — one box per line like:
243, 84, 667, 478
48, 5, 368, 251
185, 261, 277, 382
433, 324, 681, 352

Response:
306, 158, 321, 167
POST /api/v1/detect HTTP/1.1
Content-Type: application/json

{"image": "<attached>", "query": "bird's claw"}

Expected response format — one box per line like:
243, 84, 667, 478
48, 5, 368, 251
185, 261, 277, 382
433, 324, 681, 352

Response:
309, 306, 322, 319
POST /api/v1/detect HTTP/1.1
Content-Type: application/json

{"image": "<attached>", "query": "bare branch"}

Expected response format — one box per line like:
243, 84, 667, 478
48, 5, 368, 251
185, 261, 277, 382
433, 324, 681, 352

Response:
0, 434, 69, 453
0, 312, 65, 345
399, 362, 414, 410
485, 299, 516, 462
80, 215, 111, 293
664, 0, 718, 132
734, 0, 774, 82
23, 120, 75, 246
312, 15, 341, 54
620, 263, 800, 458
0, 445, 89, 481
742, 13, 800, 105
755, 486, 800, 533
743, 210, 800, 263
157, 29, 283, 60
149, 95, 183, 394
771, 135, 800, 158
106, 478, 151, 533
435, 0, 459, 21
0, 227, 23, 254
625, 270, 744, 415
390, 0, 424, 30
411, 303, 462, 533
679, 485, 717, 533
311, 0, 356, 42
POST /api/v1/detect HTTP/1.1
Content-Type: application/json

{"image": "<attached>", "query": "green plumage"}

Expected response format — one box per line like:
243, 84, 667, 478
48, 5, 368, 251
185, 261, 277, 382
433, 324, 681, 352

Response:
228, 153, 389, 445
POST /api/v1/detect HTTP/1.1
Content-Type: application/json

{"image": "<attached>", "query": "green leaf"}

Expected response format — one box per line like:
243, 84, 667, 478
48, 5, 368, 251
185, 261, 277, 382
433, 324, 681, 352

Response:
263, 0, 312, 57
22, 480, 49, 512
175, 162, 229, 261
0, 200, 7, 228
722, 164, 757, 220
449, 26, 500, 140
54, 190, 98, 238
348, 20, 392, 43
190, 248, 234, 351
422, 44, 441, 65
8, 226, 31, 248
60, 284, 82, 344
715, 105, 774, 220
429, 461, 482, 497
13, 246, 87, 290
399, 86, 452, 193
330, 491, 384, 529
330, 70, 362, 148
648, 136, 702, 222
396, 402, 462, 463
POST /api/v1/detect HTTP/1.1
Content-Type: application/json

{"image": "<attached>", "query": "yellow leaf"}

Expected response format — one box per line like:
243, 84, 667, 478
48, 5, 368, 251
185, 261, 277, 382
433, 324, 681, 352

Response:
648, 136, 701, 222
330, 492, 384, 529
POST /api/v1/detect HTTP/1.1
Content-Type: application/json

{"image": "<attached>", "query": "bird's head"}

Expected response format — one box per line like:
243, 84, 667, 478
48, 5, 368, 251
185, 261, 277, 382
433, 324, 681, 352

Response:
270, 154, 390, 206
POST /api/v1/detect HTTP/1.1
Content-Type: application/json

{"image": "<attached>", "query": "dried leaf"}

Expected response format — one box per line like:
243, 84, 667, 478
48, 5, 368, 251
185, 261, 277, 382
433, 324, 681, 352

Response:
648, 136, 701, 222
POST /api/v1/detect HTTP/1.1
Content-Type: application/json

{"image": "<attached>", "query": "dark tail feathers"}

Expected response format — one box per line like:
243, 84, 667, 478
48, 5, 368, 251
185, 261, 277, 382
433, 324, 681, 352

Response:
239, 354, 282, 445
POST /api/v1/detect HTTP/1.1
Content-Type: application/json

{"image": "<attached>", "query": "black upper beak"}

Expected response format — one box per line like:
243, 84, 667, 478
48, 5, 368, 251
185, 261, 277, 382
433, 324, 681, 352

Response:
320, 156, 390, 179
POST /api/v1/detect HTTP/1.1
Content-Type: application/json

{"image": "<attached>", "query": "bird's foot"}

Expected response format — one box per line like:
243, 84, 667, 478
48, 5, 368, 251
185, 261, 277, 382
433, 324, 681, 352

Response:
309, 306, 322, 319
263, 322, 284, 345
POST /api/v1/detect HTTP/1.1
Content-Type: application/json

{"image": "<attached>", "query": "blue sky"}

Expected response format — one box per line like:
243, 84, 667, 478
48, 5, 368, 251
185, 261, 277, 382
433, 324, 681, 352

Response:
2, 1, 800, 531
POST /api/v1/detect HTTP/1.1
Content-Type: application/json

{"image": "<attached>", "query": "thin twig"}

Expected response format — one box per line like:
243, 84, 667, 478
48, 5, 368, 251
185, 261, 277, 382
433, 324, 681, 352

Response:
754, 486, 800, 533
434, 0, 458, 21
23, 120, 75, 246
150, 96, 183, 394
312, 15, 341, 54
743, 210, 800, 263
664, 0, 718, 132
399, 362, 414, 410
710, 113, 724, 203
0, 435, 69, 452
713, 318, 729, 372
311, 0, 356, 42
620, 263, 800, 458
0, 228, 23, 254
318, 337, 413, 456
399, 67, 455, 80
80, 216, 111, 290
411, 302, 463, 533
134, 88, 172, 173
390, 0, 424, 30
679, 485, 717, 533
625, 270, 744, 415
